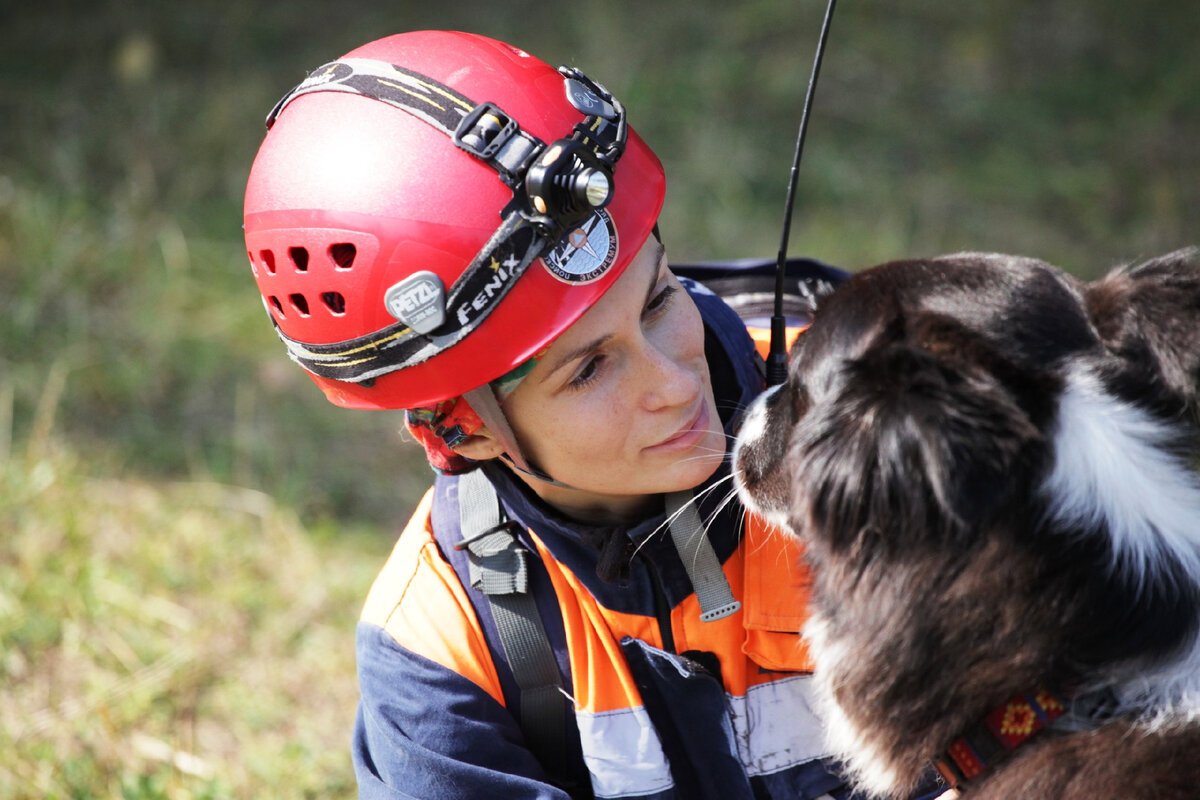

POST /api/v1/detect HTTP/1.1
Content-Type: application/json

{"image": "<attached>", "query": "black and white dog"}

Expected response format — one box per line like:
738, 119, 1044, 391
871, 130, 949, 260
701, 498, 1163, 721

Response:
733, 249, 1200, 799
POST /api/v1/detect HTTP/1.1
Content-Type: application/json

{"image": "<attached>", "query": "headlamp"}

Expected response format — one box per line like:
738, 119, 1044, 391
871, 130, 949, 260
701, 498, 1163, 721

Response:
525, 140, 614, 220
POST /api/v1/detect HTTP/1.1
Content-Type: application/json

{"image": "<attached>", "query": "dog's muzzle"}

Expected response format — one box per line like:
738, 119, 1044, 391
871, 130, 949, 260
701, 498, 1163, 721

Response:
732, 384, 795, 531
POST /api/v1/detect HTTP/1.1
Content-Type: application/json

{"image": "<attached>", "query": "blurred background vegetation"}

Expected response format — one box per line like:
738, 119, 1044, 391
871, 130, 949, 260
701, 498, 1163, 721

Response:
1, 0, 1195, 797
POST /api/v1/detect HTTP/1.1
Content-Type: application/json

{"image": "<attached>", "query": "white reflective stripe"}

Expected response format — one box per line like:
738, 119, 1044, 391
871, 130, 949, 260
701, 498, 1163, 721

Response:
729, 674, 832, 777
575, 705, 674, 798
575, 676, 831, 796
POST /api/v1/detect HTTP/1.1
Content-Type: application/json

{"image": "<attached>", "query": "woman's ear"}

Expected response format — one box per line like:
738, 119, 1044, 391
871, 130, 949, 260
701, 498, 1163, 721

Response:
450, 428, 507, 461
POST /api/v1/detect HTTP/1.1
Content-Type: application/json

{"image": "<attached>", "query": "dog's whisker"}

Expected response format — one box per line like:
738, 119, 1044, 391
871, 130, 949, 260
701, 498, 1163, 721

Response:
680, 448, 730, 465
631, 488, 710, 559
630, 474, 738, 565
679, 476, 741, 574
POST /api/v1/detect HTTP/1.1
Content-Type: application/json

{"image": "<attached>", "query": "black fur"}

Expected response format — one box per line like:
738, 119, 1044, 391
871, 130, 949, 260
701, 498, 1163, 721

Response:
733, 249, 1200, 799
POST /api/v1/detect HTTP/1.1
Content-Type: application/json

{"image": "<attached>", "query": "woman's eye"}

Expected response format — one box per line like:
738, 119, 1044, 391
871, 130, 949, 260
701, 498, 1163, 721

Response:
569, 355, 603, 389
645, 284, 677, 315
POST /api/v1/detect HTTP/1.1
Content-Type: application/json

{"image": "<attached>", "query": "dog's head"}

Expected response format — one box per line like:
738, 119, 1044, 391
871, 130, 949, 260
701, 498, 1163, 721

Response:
733, 249, 1200, 796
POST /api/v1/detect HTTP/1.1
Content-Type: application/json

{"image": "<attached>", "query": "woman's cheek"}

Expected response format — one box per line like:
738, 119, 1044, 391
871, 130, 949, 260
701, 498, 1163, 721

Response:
565, 391, 628, 453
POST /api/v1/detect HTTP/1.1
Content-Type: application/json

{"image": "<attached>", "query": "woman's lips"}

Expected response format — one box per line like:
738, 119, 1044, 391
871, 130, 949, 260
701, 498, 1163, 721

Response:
645, 400, 710, 454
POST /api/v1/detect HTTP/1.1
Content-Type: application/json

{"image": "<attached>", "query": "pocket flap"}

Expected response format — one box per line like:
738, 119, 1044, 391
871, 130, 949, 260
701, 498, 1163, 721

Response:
741, 516, 815, 672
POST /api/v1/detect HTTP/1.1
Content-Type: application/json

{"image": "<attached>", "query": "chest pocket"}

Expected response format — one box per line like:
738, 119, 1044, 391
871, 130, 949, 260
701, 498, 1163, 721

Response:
741, 517, 815, 673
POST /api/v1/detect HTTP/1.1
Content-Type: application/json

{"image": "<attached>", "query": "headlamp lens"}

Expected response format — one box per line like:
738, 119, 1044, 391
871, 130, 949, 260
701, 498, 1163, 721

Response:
582, 170, 613, 208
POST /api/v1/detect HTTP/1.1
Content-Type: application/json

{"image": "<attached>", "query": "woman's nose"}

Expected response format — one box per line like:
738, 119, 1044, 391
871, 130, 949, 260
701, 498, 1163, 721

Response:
638, 340, 701, 411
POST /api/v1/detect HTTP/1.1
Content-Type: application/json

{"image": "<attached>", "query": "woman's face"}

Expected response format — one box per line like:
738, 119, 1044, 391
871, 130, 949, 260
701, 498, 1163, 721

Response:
498, 236, 727, 522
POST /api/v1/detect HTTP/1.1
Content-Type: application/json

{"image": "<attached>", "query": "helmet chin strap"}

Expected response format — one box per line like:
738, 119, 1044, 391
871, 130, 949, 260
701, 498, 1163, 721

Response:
461, 386, 576, 489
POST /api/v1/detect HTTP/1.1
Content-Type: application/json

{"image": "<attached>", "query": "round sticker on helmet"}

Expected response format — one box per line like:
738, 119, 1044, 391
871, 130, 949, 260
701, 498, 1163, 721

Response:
541, 210, 619, 284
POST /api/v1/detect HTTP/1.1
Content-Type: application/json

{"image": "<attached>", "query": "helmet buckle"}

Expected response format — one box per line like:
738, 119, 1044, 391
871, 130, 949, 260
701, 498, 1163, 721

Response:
454, 103, 519, 160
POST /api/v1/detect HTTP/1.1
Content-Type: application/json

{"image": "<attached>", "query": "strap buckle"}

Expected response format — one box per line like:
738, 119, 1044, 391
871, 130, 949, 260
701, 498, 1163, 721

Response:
456, 519, 531, 596
454, 102, 519, 159
454, 518, 524, 552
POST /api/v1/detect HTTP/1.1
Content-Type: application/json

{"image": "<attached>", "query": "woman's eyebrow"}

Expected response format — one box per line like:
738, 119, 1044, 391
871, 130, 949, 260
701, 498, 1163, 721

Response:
544, 244, 668, 380
544, 334, 612, 380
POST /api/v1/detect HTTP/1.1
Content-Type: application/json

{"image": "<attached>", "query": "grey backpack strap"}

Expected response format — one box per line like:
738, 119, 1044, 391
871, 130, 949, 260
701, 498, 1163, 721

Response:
665, 490, 742, 622
455, 469, 568, 768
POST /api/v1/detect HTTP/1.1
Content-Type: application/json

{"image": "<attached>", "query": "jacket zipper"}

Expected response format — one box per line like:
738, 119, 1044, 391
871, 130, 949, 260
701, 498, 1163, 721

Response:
638, 551, 676, 654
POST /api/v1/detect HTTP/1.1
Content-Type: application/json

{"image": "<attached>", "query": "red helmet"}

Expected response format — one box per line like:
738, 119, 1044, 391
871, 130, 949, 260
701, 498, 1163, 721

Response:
243, 31, 666, 409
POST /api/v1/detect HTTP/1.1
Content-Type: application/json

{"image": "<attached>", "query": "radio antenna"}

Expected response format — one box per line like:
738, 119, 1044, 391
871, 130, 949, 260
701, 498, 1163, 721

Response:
765, 0, 838, 386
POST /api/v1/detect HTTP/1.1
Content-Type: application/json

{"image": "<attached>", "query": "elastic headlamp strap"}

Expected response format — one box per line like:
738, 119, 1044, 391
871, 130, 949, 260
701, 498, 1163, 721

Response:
266, 59, 545, 173
263, 58, 627, 385
271, 214, 549, 384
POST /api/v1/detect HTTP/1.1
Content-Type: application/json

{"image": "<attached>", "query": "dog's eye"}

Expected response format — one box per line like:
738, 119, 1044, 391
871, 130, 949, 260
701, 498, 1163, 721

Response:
788, 382, 811, 420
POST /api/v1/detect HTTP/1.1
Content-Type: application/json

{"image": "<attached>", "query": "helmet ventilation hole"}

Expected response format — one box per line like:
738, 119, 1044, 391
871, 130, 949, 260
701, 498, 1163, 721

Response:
289, 247, 309, 271
289, 293, 310, 316
329, 243, 357, 270
321, 292, 346, 315
260, 250, 276, 274
269, 296, 284, 316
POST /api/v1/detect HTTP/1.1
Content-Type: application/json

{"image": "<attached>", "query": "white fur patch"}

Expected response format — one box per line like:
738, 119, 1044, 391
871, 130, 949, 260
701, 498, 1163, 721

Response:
1043, 366, 1200, 596
732, 386, 793, 531
1043, 365, 1200, 714
736, 385, 776, 450
805, 613, 904, 796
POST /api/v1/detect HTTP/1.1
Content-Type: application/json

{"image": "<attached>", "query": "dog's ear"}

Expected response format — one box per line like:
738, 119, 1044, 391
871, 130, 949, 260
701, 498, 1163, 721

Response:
799, 311, 1058, 549
1086, 247, 1200, 417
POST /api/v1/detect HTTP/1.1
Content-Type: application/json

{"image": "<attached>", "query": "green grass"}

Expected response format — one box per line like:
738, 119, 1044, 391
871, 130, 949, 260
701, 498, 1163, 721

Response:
0, 438, 388, 799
